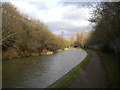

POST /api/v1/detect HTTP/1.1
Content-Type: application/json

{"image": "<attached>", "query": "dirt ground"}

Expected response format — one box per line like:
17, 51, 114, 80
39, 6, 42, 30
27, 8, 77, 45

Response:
70, 50, 108, 88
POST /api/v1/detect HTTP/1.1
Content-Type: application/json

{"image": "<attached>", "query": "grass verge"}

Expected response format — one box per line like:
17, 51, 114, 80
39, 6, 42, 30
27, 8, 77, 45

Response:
95, 50, 120, 88
49, 49, 91, 88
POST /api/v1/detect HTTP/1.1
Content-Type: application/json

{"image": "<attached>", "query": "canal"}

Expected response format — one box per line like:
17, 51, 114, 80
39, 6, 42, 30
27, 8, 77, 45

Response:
3, 48, 87, 88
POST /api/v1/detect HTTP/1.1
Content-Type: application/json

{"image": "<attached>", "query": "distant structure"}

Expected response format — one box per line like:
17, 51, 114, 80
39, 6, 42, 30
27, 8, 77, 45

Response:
60, 31, 64, 38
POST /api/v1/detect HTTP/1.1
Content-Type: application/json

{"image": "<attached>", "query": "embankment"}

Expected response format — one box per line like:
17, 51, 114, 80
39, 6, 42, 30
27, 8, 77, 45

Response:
49, 49, 91, 88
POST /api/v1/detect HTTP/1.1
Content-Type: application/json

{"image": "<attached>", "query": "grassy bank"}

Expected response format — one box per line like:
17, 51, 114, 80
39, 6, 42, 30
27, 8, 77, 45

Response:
95, 51, 120, 88
49, 49, 91, 88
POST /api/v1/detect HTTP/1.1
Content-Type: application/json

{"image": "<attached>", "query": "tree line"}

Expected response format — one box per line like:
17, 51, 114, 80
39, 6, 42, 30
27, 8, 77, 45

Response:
2, 2, 70, 59
73, 2, 120, 51
86, 2, 120, 45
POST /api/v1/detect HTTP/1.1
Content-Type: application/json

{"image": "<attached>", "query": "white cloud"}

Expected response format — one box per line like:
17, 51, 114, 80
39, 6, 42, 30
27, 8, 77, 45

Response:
7, 0, 92, 39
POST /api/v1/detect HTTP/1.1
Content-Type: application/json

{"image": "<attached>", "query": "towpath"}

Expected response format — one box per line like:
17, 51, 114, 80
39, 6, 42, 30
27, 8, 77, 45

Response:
70, 50, 108, 88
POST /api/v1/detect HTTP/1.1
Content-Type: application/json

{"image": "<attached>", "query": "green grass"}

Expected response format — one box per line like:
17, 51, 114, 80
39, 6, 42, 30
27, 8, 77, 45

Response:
95, 50, 120, 88
49, 49, 91, 88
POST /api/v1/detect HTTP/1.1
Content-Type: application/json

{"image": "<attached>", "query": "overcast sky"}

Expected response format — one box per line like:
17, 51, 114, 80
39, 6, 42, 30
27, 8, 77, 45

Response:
3, 0, 94, 39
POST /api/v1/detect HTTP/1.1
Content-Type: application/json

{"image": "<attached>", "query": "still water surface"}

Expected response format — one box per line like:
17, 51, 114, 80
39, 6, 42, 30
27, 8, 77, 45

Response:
3, 48, 87, 88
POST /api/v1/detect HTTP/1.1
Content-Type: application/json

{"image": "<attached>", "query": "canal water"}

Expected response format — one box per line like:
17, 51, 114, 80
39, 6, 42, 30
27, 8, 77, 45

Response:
3, 48, 87, 88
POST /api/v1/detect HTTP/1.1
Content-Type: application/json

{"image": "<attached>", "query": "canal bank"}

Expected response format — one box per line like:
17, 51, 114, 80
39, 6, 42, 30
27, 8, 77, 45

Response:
50, 50, 115, 88
49, 49, 91, 88
2, 47, 70, 60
